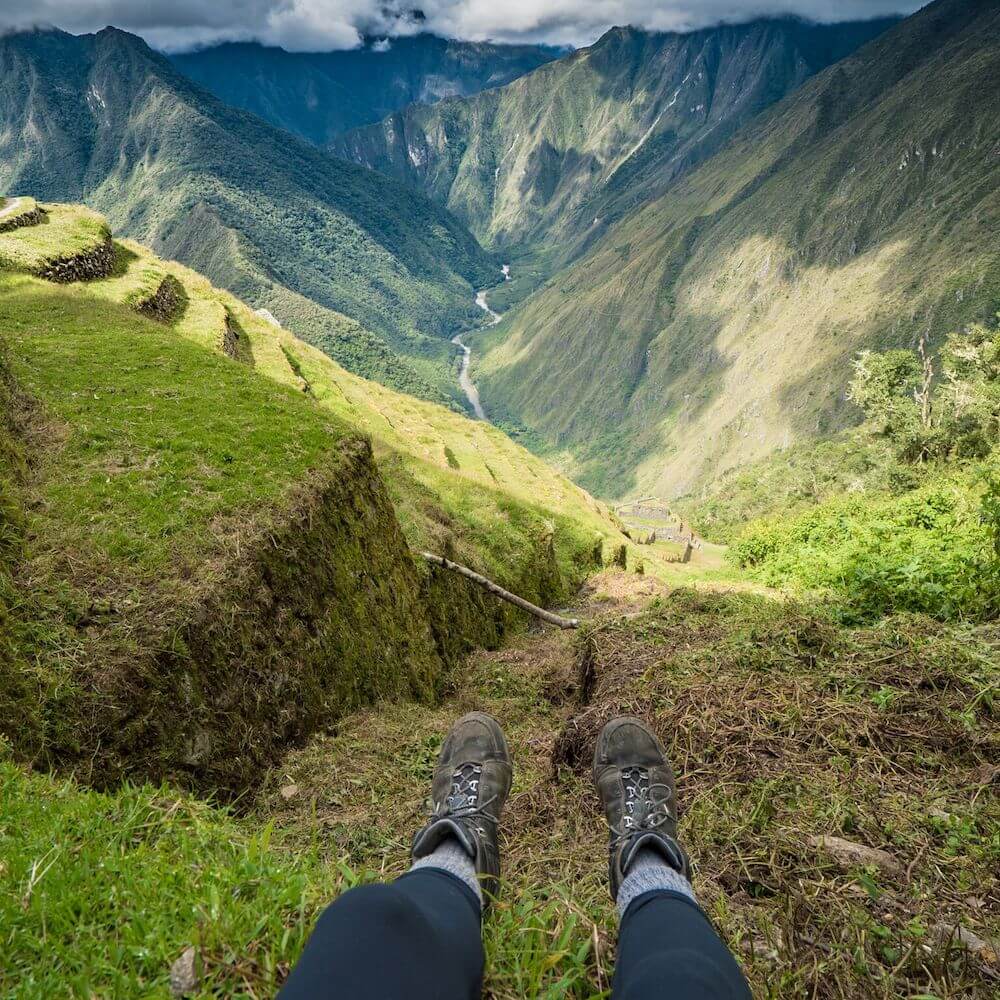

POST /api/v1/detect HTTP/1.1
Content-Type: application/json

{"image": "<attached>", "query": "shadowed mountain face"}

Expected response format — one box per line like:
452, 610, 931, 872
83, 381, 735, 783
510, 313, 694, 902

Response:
330, 17, 898, 255
0, 26, 496, 404
474, 0, 1000, 498
170, 35, 563, 146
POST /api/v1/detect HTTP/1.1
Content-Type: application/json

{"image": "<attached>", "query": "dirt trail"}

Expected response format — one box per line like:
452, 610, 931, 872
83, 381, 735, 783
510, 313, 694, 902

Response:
0, 197, 22, 220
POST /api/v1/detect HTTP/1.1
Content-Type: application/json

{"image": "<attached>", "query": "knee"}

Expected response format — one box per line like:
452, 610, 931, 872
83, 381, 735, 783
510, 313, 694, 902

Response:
319, 882, 426, 937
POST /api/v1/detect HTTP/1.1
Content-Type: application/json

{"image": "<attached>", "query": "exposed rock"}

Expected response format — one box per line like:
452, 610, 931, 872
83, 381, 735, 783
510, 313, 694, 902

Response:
169, 946, 198, 997
254, 308, 281, 328
934, 923, 999, 967
135, 276, 182, 323
36, 236, 115, 283
221, 312, 253, 364
810, 835, 903, 874
0, 205, 45, 234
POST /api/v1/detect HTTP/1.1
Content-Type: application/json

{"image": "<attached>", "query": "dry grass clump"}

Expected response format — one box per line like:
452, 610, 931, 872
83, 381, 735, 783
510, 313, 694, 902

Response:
553, 589, 999, 997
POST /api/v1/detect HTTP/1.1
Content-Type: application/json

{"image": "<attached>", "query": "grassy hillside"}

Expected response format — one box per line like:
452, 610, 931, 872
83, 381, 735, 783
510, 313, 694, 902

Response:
171, 35, 561, 145
0, 201, 629, 794
0, 27, 497, 406
331, 19, 896, 256
475, 0, 1000, 498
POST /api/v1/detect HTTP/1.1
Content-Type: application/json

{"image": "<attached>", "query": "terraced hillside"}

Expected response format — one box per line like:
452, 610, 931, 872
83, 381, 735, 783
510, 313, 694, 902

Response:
331, 18, 896, 257
475, 0, 1000, 497
0, 27, 497, 406
0, 201, 631, 795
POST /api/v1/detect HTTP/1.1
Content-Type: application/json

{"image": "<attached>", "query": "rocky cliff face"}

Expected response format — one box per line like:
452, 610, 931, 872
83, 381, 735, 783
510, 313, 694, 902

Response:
330, 18, 898, 255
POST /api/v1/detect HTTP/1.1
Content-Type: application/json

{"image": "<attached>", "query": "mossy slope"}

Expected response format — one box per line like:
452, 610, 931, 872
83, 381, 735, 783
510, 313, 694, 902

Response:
0, 202, 628, 793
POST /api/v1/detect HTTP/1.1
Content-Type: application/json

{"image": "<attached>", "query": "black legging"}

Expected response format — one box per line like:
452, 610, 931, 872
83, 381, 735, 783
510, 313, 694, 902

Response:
279, 868, 751, 998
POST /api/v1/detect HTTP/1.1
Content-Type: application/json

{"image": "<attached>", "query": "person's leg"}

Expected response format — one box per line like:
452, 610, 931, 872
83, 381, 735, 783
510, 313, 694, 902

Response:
279, 712, 513, 1000
278, 868, 483, 1000
614, 889, 750, 999
592, 717, 751, 1000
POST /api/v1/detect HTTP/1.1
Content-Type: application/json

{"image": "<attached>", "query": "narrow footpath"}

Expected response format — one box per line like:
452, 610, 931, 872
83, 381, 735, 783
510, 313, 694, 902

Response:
0, 197, 23, 220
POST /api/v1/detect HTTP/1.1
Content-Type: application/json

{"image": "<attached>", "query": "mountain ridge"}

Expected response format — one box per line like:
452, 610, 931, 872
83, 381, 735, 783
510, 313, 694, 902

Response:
170, 33, 563, 145
0, 25, 496, 406
475, 0, 1000, 497
330, 17, 900, 257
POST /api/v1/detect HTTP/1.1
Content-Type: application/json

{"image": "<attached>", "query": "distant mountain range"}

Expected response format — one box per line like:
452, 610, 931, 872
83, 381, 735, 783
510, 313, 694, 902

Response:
330, 18, 899, 255
170, 35, 562, 145
0, 26, 496, 403
3, 3, 997, 499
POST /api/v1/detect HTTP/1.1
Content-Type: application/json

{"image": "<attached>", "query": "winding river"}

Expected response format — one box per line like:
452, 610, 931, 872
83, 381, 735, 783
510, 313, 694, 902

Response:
452, 265, 509, 421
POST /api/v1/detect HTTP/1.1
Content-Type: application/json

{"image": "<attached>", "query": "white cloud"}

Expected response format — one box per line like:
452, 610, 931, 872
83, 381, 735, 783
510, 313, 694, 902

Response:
0, 0, 928, 52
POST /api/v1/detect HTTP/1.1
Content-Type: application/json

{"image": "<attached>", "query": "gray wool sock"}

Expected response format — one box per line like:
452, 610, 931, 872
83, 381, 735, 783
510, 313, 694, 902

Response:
616, 847, 696, 918
410, 837, 483, 906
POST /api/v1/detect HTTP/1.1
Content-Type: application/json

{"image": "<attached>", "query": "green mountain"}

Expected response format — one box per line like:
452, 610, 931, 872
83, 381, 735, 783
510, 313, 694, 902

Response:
170, 35, 562, 146
473, 0, 1000, 497
0, 26, 496, 405
330, 18, 898, 255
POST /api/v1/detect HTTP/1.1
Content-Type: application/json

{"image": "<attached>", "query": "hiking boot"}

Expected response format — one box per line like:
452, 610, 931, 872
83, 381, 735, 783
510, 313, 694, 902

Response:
411, 712, 513, 901
593, 716, 692, 899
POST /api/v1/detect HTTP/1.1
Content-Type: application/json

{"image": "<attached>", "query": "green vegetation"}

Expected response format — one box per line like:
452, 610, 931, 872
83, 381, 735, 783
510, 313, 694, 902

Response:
0, 753, 333, 996
468, 0, 1000, 498
9, 580, 994, 998
727, 317, 1000, 622
0, 27, 498, 405
3, 7, 999, 996
732, 474, 999, 622
0, 203, 108, 272
332, 19, 893, 253
0, 203, 628, 795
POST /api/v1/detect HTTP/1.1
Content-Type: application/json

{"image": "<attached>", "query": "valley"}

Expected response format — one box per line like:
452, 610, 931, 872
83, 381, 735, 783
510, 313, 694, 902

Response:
0, 2, 998, 998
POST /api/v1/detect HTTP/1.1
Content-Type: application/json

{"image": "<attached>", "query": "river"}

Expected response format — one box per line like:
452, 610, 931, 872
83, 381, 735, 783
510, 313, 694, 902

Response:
452, 265, 510, 421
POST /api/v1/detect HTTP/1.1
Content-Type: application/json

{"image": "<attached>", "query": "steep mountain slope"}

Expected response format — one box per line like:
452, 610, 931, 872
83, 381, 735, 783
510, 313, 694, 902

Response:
171, 35, 562, 145
331, 18, 897, 255
0, 27, 495, 405
475, 0, 1000, 497
0, 201, 627, 792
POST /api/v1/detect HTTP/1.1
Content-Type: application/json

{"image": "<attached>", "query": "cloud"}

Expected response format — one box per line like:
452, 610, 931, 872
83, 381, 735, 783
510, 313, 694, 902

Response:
0, 0, 928, 52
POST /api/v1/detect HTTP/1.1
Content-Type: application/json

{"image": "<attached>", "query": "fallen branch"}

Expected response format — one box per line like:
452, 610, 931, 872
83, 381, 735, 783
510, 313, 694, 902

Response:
419, 551, 580, 629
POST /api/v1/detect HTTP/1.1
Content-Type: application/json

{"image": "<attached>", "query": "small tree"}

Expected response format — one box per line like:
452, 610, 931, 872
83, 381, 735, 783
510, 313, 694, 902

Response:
848, 348, 923, 441
849, 315, 1000, 464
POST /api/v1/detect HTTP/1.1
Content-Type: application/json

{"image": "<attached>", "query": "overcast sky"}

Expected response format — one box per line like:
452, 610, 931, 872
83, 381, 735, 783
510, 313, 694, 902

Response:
3, 0, 929, 52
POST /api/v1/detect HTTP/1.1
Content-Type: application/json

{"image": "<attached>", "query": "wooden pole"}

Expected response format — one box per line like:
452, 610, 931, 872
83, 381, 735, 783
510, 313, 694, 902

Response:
419, 551, 580, 629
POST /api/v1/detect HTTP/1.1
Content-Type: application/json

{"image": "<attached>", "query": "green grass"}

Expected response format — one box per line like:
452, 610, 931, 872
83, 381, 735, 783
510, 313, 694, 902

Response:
0, 751, 339, 998
85, 241, 171, 310
0, 203, 108, 272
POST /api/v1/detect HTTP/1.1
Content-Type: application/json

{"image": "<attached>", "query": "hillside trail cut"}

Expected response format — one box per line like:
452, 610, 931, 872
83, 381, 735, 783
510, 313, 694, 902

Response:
0, 197, 22, 220
452, 265, 509, 420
